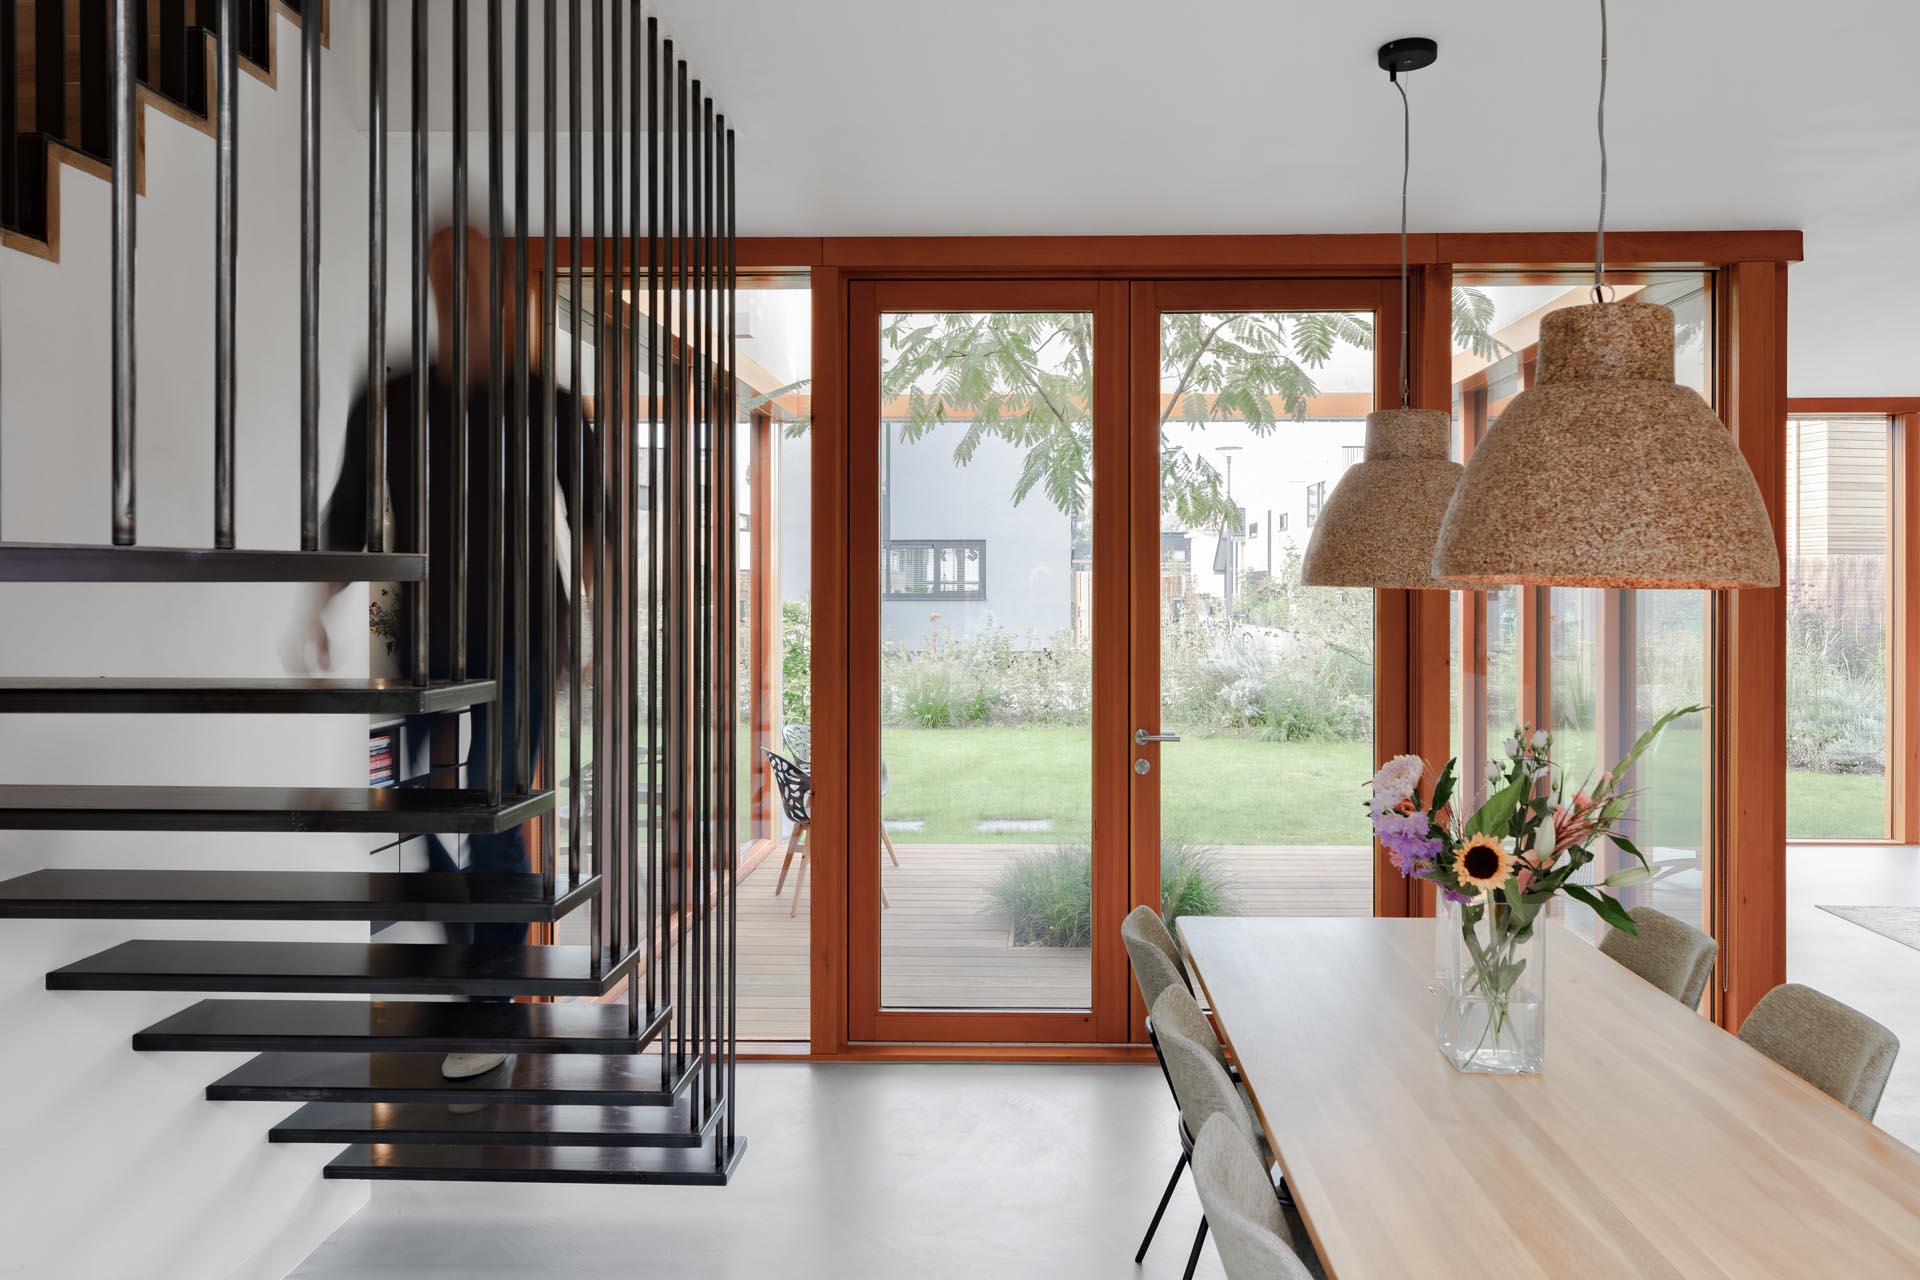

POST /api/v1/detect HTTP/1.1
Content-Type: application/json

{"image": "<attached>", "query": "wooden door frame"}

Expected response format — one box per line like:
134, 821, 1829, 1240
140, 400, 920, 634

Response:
841, 278, 1131, 1045
699, 229, 1797, 1055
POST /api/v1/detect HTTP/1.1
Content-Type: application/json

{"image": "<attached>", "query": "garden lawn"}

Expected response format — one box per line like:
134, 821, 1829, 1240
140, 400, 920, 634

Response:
879, 725, 1888, 846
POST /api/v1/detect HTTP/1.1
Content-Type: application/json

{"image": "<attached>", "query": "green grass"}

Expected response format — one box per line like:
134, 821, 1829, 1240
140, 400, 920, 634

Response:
874, 724, 1888, 846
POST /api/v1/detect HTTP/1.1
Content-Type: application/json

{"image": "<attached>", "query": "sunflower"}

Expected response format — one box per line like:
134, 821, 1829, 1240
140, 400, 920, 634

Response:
1452, 834, 1516, 892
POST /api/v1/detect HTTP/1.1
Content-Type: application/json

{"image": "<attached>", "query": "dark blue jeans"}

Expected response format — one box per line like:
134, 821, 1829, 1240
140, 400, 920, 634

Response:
412, 626, 545, 964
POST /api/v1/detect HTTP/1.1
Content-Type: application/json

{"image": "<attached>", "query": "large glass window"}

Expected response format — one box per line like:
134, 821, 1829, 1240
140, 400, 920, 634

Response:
1785, 414, 1892, 839
1453, 275, 1716, 951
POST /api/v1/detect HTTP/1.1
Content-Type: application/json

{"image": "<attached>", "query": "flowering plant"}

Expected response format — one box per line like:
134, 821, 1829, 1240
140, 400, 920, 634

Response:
1369, 704, 1700, 1070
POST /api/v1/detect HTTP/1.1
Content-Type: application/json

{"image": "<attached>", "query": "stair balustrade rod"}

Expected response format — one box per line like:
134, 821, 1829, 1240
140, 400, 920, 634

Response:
588, 0, 606, 972
110, 0, 136, 545
675, 51, 689, 1079
644, 12, 661, 1026
451, 0, 470, 673
568, 0, 585, 896
660, 37, 681, 1078
365, 0, 386, 552
628, 0, 646, 1039
213, 0, 237, 549
726, 119, 739, 1157
697, 85, 712, 1119
609, 0, 627, 968
486, 0, 506, 804
689, 73, 705, 1115
703, 88, 717, 1120
299, 0, 321, 550
511, 0, 531, 796
541, 0, 558, 906
410, 0, 429, 685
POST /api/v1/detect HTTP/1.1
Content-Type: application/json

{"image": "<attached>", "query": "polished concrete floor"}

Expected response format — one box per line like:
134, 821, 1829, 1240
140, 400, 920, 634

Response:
1787, 843, 1920, 1150
293, 846, 1920, 1279
289, 1060, 1235, 1280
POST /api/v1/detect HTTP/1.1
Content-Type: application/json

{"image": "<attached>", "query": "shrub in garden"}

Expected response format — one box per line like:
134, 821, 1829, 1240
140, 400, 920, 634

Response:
985, 836, 1238, 948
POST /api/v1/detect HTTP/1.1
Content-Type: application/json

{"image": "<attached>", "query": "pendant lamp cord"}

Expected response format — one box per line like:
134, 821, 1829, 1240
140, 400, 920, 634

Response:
1592, 0, 1613, 304
1394, 72, 1410, 409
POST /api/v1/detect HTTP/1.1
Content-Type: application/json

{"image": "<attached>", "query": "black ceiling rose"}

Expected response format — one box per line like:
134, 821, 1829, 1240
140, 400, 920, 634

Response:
1377, 37, 1439, 75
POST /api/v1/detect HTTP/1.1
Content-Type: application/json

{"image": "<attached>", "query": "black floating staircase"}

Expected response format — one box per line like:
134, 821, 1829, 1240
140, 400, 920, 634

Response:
4, 0, 743, 1189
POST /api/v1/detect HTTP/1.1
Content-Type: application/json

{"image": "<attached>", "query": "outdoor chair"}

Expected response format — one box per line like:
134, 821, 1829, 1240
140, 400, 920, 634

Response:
1738, 983, 1900, 1121
763, 747, 888, 919
782, 724, 901, 870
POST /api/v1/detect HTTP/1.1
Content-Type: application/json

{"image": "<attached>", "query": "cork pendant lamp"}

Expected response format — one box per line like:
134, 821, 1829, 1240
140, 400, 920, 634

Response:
1303, 37, 1469, 590
1430, 0, 1778, 590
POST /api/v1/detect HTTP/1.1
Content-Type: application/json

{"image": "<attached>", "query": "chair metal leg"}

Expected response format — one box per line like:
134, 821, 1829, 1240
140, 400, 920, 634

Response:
774, 824, 802, 896
1135, 1150, 1188, 1264
1182, 1216, 1209, 1280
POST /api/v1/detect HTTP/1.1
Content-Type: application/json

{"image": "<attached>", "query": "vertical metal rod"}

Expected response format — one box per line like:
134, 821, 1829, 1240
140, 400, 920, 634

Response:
637, 0, 652, 1020
410, 0, 430, 684
542, 0, 559, 900
608, 0, 626, 964
659, 37, 680, 1077
645, 14, 661, 1024
568, 0, 585, 894
212, 0, 237, 549
486, 0, 506, 804
299, 0, 321, 549
366, 0, 388, 552
691, 80, 707, 1117
110, 0, 136, 545
725, 120, 739, 1156
588, 0, 606, 970
451, 0, 471, 677
673, 52, 689, 1076
702, 90, 717, 1118
512, 0, 531, 793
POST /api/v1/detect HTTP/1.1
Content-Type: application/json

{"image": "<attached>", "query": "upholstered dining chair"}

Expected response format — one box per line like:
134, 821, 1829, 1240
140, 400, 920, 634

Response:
762, 748, 888, 919
1598, 906, 1718, 1009
1737, 983, 1901, 1121
1151, 989, 1273, 1280
1191, 1114, 1319, 1280
1122, 904, 1190, 1014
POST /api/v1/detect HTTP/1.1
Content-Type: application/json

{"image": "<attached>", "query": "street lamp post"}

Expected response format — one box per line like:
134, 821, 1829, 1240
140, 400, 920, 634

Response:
1218, 445, 1242, 624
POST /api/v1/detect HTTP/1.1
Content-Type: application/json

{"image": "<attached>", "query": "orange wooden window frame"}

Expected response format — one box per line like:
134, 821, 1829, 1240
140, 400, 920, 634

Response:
531, 230, 1798, 1054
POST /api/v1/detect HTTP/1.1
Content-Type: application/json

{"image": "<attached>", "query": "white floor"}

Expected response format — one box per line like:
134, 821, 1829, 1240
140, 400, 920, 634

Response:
1787, 843, 1920, 1150
289, 1061, 1232, 1280
291, 847, 1920, 1280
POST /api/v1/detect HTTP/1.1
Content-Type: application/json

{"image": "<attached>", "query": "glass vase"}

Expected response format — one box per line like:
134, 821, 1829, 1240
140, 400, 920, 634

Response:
1436, 896, 1547, 1074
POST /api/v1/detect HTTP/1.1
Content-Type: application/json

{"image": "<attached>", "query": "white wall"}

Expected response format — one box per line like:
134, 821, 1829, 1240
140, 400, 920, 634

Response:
0, 11, 379, 1278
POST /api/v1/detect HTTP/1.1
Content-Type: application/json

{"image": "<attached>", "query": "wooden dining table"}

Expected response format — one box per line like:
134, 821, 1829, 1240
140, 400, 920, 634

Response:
1177, 916, 1920, 1279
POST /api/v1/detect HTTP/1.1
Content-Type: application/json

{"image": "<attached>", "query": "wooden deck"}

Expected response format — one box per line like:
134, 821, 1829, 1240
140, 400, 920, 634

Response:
728, 841, 1374, 1042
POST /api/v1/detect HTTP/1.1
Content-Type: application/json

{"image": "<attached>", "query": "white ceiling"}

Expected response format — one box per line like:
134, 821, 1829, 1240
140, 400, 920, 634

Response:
363, 0, 1920, 395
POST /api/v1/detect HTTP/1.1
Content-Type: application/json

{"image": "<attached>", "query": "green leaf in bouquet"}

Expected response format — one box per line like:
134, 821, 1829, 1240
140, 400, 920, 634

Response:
1565, 883, 1639, 935
1466, 769, 1529, 838
1607, 833, 1650, 868
1604, 704, 1705, 796
1430, 760, 1457, 820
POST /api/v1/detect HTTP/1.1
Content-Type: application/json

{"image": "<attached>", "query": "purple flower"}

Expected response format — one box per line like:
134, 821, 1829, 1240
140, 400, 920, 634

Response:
1442, 889, 1475, 904
1373, 808, 1441, 877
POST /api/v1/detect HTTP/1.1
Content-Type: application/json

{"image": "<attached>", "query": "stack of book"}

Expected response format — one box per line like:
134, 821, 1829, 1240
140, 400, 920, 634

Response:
368, 730, 397, 788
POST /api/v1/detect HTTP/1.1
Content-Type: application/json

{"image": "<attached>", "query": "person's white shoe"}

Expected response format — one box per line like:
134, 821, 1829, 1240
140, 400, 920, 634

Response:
441, 1051, 511, 1080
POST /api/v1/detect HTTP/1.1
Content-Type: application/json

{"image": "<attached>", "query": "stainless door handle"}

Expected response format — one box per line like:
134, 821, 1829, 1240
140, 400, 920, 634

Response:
1134, 728, 1181, 745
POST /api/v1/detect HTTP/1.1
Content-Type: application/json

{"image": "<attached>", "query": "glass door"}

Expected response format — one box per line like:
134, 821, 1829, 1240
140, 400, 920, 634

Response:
1127, 280, 1394, 1023
847, 280, 1132, 1043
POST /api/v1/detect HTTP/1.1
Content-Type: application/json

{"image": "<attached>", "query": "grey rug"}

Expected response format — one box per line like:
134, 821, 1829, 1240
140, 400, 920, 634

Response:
1819, 905, 1920, 954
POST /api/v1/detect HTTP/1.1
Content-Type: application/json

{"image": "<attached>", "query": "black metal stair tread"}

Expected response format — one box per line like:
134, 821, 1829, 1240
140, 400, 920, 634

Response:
0, 677, 495, 714
0, 543, 426, 582
135, 999, 666, 1055
0, 870, 597, 921
48, 940, 633, 996
273, 1100, 716, 1148
324, 1138, 745, 1185
0, 785, 553, 832
207, 1052, 691, 1106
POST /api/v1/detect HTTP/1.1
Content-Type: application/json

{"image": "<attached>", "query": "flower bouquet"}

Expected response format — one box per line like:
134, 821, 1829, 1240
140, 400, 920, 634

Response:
1369, 705, 1700, 1073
